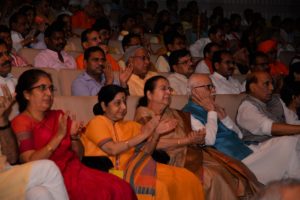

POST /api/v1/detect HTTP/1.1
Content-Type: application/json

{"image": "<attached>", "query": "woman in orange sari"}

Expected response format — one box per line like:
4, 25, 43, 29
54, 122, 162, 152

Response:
81, 84, 204, 200
11, 69, 136, 200
134, 75, 262, 200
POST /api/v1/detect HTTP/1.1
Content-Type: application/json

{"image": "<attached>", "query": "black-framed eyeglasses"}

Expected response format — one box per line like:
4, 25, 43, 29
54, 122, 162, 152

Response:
29, 84, 56, 93
193, 84, 215, 90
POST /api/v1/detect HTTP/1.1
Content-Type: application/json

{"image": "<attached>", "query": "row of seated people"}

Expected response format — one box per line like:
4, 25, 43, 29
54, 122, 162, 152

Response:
2, 67, 299, 199
10, 65, 247, 97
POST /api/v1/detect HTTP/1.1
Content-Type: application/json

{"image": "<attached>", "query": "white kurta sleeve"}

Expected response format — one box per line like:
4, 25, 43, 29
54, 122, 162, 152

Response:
191, 111, 218, 145
221, 116, 243, 139
237, 101, 273, 136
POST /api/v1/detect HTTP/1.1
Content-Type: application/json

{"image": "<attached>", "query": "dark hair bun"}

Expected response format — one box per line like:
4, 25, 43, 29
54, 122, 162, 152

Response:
93, 102, 103, 115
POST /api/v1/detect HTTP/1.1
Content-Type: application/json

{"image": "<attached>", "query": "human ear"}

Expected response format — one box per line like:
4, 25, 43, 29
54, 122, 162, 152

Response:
100, 102, 106, 112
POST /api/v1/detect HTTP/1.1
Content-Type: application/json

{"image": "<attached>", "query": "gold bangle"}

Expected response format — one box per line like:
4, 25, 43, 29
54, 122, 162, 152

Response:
177, 139, 181, 145
46, 144, 53, 152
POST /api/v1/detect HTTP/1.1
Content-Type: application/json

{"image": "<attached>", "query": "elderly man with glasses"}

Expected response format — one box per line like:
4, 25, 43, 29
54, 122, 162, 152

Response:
183, 73, 300, 184
210, 50, 245, 94
125, 45, 157, 96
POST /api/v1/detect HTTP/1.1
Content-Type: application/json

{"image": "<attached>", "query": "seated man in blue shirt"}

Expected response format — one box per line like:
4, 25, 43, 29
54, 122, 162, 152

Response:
72, 46, 132, 96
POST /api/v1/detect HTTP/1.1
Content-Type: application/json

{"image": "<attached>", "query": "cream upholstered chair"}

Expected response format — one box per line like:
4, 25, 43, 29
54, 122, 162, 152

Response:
8, 94, 246, 127
11, 67, 61, 95
18, 48, 41, 65
58, 68, 83, 96
65, 37, 83, 52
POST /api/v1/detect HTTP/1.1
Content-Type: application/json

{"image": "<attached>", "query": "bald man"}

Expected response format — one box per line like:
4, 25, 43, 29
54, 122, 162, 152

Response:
183, 73, 300, 184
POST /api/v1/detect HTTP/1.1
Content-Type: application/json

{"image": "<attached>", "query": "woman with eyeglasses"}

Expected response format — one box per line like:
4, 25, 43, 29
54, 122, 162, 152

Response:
134, 75, 261, 200
11, 69, 137, 200
81, 84, 204, 200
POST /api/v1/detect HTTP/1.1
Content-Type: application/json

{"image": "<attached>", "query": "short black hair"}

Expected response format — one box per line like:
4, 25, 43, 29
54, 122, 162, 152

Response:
208, 25, 222, 36
0, 38, 7, 47
121, 33, 141, 51
44, 22, 64, 38
9, 12, 26, 29
81, 28, 97, 43
163, 31, 184, 47
169, 49, 190, 71
212, 50, 231, 70
203, 42, 220, 57
84, 46, 105, 61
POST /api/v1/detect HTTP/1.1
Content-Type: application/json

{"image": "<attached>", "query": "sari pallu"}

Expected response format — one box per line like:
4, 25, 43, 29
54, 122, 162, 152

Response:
12, 110, 136, 200
81, 115, 205, 200
135, 106, 262, 199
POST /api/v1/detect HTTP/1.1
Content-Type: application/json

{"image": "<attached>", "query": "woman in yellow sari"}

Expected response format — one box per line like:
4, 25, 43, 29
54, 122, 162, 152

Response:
134, 75, 262, 200
81, 85, 204, 200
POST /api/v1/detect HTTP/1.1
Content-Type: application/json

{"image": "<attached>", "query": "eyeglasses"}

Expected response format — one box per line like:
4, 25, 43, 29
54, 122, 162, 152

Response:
29, 84, 56, 93
193, 84, 215, 90
221, 60, 236, 65
133, 55, 150, 61
159, 86, 174, 92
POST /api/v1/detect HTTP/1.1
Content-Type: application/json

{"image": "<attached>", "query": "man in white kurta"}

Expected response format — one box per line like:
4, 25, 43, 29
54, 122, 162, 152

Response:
236, 71, 300, 184
187, 74, 300, 184
209, 50, 245, 94
167, 49, 194, 95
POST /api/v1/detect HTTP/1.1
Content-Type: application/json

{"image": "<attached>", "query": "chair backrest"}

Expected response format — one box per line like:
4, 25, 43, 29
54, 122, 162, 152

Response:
8, 94, 246, 127
18, 48, 41, 65
108, 40, 123, 54
65, 37, 83, 52
66, 50, 82, 60
11, 66, 61, 95
58, 68, 83, 96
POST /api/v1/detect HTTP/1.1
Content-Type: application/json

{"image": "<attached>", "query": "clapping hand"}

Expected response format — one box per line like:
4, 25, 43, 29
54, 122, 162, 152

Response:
0, 84, 15, 121
119, 64, 133, 87
104, 62, 114, 85
188, 129, 206, 145
69, 114, 84, 138
155, 118, 178, 136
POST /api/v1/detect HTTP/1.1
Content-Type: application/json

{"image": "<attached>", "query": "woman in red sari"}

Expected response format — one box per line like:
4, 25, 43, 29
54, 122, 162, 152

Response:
11, 69, 137, 200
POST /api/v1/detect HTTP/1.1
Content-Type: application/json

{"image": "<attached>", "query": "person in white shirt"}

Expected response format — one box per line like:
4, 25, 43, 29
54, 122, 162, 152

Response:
167, 49, 193, 95
189, 25, 225, 58
9, 12, 36, 52
185, 73, 300, 184
0, 39, 16, 95
280, 81, 300, 125
210, 50, 245, 94
155, 31, 186, 72
195, 42, 221, 74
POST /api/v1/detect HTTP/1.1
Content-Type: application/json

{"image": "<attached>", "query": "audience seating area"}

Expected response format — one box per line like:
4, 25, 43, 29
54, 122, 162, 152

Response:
11, 66, 248, 96
9, 93, 245, 125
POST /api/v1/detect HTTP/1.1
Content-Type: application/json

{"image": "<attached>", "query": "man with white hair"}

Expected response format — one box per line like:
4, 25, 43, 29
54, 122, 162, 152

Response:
125, 45, 157, 96
183, 73, 300, 184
